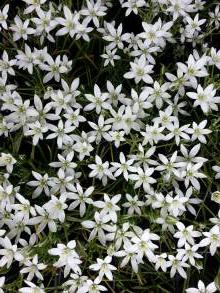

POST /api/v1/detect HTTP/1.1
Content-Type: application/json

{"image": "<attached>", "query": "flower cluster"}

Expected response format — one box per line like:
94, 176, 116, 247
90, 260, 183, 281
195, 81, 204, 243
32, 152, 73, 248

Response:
0, 0, 220, 292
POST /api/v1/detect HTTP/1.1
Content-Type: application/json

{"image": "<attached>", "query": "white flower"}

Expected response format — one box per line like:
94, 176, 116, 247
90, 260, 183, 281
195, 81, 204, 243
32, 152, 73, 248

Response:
67, 184, 94, 217
16, 44, 35, 74
88, 155, 115, 186
139, 18, 173, 48
0, 237, 20, 269
44, 194, 68, 223
174, 222, 201, 247
10, 16, 35, 41
106, 222, 133, 250
82, 211, 116, 245
93, 194, 121, 223
19, 280, 45, 293
23, 0, 47, 14
114, 243, 141, 273
0, 0, 220, 289
177, 243, 203, 266
6, 213, 31, 242
32, 8, 57, 44
145, 81, 171, 109
209, 47, 220, 70
177, 54, 208, 88
88, 115, 111, 144
63, 274, 88, 293
0, 51, 16, 78
64, 108, 86, 128
165, 193, 187, 217
111, 152, 136, 181
184, 14, 206, 38
32, 94, 59, 125
101, 48, 120, 67
0, 153, 16, 173
6, 98, 38, 127
123, 194, 144, 215
48, 241, 82, 277
141, 123, 165, 146
131, 229, 159, 262
47, 120, 75, 149
0, 4, 9, 30
124, 55, 154, 84
122, 0, 146, 16
84, 84, 110, 114
169, 95, 189, 116
177, 143, 207, 167
129, 144, 157, 169
166, 0, 194, 20
49, 90, 72, 115
79, 279, 107, 293
20, 255, 47, 281
154, 253, 168, 272
104, 130, 125, 148
0, 276, 5, 293
181, 162, 206, 190
75, 18, 93, 42
187, 84, 220, 113
166, 70, 187, 96
130, 39, 159, 64
199, 225, 220, 256
106, 106, 124, 131
211, 191, 220, 204
178, 187, 201, 216
165, 120, 190, 145
61, 76, 81, 100
80, 0, 107, 28
48, 168, 75, 194
129, 166, 156, 192
0, 183, 16, 208
74, 140, 94, 161
103, 23, 130, 50
27, 171, 50, 198
89, 255, 117, 282
209, 5, 220, 29
186, 280, 217, 293
0, 117, 13, 137
56, 6, 82, 38
167, 254, 189, 279
12, 193, 36, 221
155, 151, 183, 181
28, 205, 57, 234
25, 121, 48, 145
49, 152, 77, 174
153, 106, 176, 128
40, 54, 70, 83
121, 106, 140, 134
131, 88, 152, 116
186, 120, 212, 143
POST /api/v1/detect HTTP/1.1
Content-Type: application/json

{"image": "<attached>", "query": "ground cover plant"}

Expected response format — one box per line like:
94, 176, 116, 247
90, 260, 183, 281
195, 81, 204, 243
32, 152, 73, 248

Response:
0, 0, 220, 292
